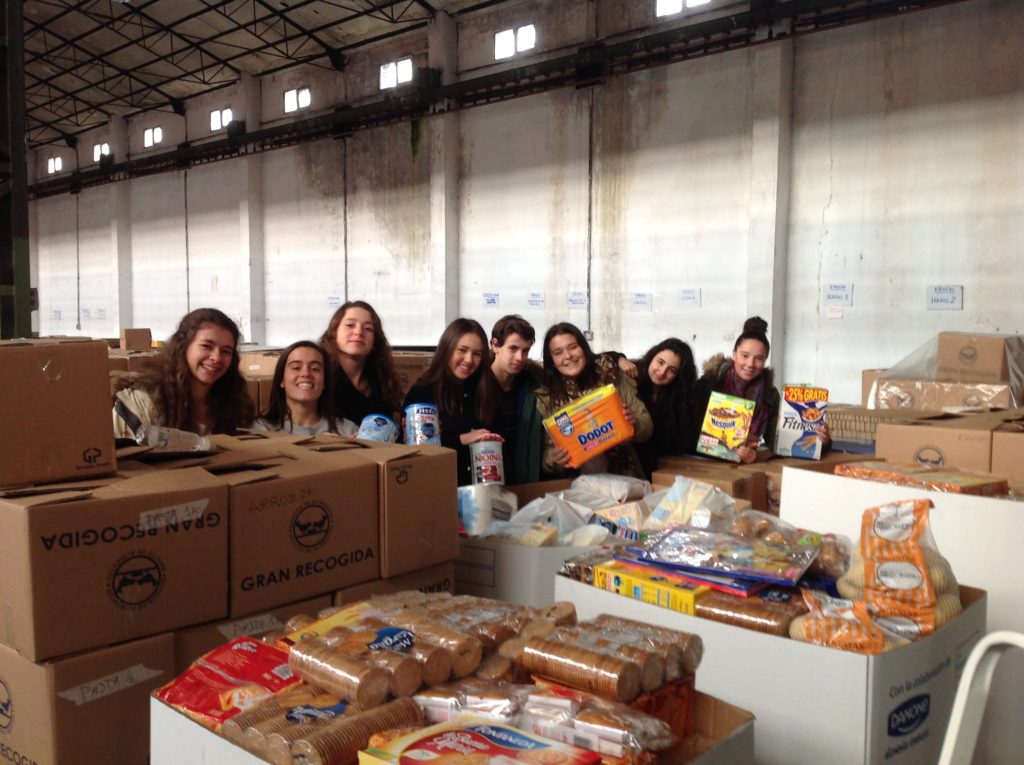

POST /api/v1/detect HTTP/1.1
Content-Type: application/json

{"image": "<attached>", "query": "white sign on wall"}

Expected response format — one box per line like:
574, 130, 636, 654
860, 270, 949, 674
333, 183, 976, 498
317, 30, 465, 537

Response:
679, 288, 702, 308
630, 292, 653, 312
568, 291, 588, 310
327, 296, 341, 309
483, 291, 500, 308
826, 306, 844, 320
528, 291, 546, 309
823, 282, 853, 306
926, 285, 963, 311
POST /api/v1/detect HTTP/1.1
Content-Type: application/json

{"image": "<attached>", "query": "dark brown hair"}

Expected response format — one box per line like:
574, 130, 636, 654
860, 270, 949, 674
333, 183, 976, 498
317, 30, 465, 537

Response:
541, 322, 602, 404
320, 300, 402, 411
261, 341, 338, 432
135, 307, 255, 434
490, 314, 536, 347
734, 316, 770, 355
415, 318, 492, 421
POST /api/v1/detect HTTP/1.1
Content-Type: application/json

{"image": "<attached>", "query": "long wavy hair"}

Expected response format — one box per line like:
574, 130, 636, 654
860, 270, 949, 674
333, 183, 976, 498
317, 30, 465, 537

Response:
638, 337, 697, 445
135, 307, 255, 434
414, 318, 492, 422
320, 300, 402, 411
261, 341, 338, 432
541, 322, 614, 408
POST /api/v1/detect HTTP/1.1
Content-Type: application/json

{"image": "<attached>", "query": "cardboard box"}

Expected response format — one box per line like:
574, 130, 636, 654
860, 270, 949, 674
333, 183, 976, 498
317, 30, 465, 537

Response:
827, 404, 927, 444
558, 576, 984, 765
237, 347, 282, 378
149, 690, 754, 765
875, 377, 1012, 411
861, 369, 886, 406
334, 561, 455, 605
172, 595, 332, 674
779, 466, 1022, 764
0, 340, 116, 488
991, 419, 1024, 480
107, 352, 130, 372
119, 327, 152, 351
652, 460, 768, 512
292, 440, 459, 579
213, 450, 379, 616
0, 632, 174, 765
0, 468, 227, 661
392, 351, 434, 397
874, 415, 1001, 472
936, 332, 1024, 383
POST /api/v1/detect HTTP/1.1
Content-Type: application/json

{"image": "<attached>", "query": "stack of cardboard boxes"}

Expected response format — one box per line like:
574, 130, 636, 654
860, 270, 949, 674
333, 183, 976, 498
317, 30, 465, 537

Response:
0, 340, 459, 765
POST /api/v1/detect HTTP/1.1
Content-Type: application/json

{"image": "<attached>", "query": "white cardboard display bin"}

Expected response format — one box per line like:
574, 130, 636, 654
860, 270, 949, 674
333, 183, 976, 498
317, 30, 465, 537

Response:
556, 577, 985, 765
455, 538, 594, 607
150, 692, 753, 765
779, 465, 1023, 765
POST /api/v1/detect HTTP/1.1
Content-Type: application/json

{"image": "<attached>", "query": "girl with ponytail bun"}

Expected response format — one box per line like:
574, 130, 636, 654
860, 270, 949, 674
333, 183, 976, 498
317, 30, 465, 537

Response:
694, 316, 779, 463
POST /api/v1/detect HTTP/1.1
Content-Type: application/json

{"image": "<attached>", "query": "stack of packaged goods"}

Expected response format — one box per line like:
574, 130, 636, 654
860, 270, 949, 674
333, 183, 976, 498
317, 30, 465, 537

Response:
155, 590, 709, 765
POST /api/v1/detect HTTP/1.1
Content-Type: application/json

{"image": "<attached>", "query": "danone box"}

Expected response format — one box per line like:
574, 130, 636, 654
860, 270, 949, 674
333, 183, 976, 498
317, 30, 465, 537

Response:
542, 385, 634, 469
696, 392, 754, 462
776, 385, 829, 460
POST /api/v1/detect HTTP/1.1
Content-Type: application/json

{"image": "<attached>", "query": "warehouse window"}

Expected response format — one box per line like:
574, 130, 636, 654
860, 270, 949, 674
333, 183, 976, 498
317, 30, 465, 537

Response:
143, 126, 163, 148
380, 57, 414, 90
495, 24, 536, 60
46, 156, 63, 174
92, 142, 110, 163
210, 107, 233, 131
657, 0, 711, 16
284, 87, 311, 113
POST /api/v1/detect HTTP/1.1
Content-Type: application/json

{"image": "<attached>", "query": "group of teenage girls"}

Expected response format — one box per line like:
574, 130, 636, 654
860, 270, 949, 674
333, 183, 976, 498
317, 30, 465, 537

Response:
113, 304, 809, 486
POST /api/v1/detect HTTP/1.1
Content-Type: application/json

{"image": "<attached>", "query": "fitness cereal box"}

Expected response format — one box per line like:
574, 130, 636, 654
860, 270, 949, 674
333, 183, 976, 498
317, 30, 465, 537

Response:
359, 715, 602, 765
696, 392, 755, 462
542, 385, 635, 469
776, 385, 829, 460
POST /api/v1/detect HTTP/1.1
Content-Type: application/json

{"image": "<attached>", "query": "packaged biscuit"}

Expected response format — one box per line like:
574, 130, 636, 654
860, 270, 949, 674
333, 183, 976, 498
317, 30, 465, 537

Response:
775, 385, 829, 459
359, 715, 602, 765
543, 385, 635, 469
696, 392, 755, 462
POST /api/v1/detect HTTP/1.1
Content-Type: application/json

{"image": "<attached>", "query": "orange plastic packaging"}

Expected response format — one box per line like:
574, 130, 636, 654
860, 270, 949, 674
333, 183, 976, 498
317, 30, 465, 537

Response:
543, 385, 635, 469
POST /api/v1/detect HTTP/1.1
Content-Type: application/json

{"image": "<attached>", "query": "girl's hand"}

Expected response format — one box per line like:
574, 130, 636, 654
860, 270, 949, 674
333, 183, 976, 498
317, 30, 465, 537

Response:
617, 357, 638, 379
552, 446, 572, 468
623, 404, 637, 428
736, 444, 757, 464
460, 429, 504, 446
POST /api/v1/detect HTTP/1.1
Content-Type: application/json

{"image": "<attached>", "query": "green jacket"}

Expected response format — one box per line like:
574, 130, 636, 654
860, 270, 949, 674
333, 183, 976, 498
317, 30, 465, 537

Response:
507, 367, 544, 485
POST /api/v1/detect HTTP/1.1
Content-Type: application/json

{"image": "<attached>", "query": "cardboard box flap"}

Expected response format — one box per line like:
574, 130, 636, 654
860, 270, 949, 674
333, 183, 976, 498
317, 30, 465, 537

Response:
292, 434, 368, 452
1, 488, 94, 506
93, 467, 224, 497
212, 463, 286, 486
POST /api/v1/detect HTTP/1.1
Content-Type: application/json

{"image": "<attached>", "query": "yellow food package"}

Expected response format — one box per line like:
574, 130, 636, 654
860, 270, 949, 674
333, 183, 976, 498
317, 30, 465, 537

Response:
696, 392, 755, 462
543, 385, 635, 469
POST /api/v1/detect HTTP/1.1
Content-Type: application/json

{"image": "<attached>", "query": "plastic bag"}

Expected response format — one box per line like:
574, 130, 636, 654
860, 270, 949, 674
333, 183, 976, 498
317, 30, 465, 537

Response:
572, 473, 652, 503
642, 476, 735, 532
504, 495, 587, 543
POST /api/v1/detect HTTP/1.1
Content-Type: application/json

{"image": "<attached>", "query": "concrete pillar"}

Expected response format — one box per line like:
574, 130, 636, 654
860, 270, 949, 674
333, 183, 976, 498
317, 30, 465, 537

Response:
746, 39, 794, 377
239, 73, 266, 343
427, 12, 460, 325
109, 117, 133, 330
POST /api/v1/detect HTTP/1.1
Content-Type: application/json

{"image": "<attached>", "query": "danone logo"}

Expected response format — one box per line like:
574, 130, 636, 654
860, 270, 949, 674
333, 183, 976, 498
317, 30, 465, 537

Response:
108, 551, 166, 608
888, 694, 930, 737
0, 678, 12, 731
290, 502, 332, 551
913, 445, 945, 467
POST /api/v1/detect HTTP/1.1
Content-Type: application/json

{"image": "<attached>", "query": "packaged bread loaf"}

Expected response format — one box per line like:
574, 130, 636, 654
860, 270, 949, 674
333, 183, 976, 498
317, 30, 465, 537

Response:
288, 638, 391, 709
592, 614, 703, 675
290, 697, 423, 765
790, 591, 909, 654
835, 498, 962, 639
521, 637, 643, 702
694, 587, 807, 637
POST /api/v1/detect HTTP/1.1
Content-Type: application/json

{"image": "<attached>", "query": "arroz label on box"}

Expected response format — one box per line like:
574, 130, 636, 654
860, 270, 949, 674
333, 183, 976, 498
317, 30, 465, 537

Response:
776, 385, 829, 460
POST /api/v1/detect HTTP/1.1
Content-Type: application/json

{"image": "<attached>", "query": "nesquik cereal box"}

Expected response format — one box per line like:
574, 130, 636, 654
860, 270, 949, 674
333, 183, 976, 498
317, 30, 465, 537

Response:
359, 716, 602, 765
696, 392, 755, 462
776, 385, 829, 460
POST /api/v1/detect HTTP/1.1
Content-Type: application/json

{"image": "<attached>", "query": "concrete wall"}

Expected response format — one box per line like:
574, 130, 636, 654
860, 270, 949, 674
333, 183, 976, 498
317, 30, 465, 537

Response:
29, 0, 1023, 407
